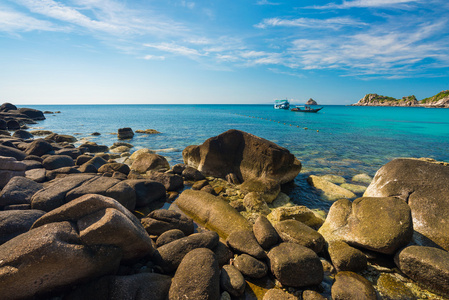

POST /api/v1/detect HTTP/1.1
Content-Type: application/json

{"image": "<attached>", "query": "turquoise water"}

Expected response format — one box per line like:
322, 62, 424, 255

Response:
28, 104, 449, 211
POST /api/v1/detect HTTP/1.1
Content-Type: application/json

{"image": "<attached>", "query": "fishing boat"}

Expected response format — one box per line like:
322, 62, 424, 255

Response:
291, 105, 323, 113
274, 99, 290, 109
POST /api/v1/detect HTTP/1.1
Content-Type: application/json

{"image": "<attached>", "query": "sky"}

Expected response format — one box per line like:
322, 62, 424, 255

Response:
0, 0, 448, 105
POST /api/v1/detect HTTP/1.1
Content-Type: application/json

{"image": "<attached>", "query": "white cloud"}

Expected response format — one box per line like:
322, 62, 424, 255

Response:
0, 9, 59, 32
143, 55, 165, 60
144, 42, 204, 58
256, 0, 280, 5
311, 0, 422, 9
255, 17, 367, 29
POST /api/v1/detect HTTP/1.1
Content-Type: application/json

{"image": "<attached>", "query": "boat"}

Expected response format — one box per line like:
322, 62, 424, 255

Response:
291, 105, 323, 113
274, 99, 290, 109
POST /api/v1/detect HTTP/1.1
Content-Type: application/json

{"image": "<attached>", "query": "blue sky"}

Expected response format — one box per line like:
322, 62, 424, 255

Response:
1, 0, 448, 105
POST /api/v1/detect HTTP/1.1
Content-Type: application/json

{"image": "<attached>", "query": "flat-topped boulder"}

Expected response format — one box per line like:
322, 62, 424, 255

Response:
182, 129, 301, 184
364, 158, 449, 251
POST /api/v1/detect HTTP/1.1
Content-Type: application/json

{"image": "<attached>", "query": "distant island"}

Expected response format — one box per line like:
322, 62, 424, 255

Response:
305, 98, 318, 105
352, 90, 449, 108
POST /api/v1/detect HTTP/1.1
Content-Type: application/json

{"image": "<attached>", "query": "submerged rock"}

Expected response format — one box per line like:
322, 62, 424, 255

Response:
307, 175, 356, 201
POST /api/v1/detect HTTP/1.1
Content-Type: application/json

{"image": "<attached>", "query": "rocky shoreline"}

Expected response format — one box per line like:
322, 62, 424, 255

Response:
352, 91, 449, 108
1, 102, 449, 299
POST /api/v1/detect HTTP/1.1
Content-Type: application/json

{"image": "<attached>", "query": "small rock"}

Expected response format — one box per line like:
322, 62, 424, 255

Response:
331, 271, 376, 300
156, 229, 185, 247
327, 240, 367, 272
274, 219, 325, 253
220, 264, 246, 297
253, 215, 279, 250
233, 254, 268, 279
226, 230, 266, 259
117, 127, 134, 140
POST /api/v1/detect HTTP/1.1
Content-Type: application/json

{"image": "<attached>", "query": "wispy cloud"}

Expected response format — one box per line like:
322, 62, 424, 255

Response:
255, 17, 367, 29
311, 0, 422, 9
144, 42, 205, 58
0, 8, 60, 33
256, 0, 280, 5
143, 55, 165, 61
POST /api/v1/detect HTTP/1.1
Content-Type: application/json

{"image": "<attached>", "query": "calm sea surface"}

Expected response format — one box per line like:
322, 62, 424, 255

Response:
28, 104, 449, 211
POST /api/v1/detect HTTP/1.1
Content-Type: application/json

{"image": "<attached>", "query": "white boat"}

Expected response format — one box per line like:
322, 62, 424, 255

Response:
274, 99, 290, 109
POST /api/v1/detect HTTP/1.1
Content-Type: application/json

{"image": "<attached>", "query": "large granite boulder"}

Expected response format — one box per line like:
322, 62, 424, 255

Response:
0, 209, 45, 244
395, 245, 449, 297
42, 155, 75, 170
18, 107, 45, 120
175, 189, 251, 239
364, 158, 449, 251
0, 221, 122, 300
131, 153, 170, 173
226, 230, 266, 259
12, 129, 33, 140
233, 254, 268, 279
327, 240, 367, 272
144, 171, 184, 191
141, 209, 194, 236
318, 197, 413, 255
0, 176, 43, 206
0, 103, 17, 112
45, 133, 77, 143
117, 127, 134, 140
25, 139, 54, 156
274, 219, 325, 253
0, 144, 26, 161
32, 194, 154, 261
124, 179, 166, 207
168, 248, 220, 300
182, 129, 301, 184
0, 156, 26, 188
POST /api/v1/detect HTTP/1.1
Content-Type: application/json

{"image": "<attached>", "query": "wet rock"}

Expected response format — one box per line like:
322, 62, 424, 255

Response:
175, 190, 251, 239
0, 221, 122, 300
156, 229, 185, 247
135, 129, 161, 134
302, 290, 326, 300
268, 242, 323, 287
0, 176, 43, 206
131, 153, 170, 173
253, 215, 279, 250
331, 271, 376, 300
327, 240, 367, 272
141, 209, 194, 236
0, 119, 6, 130
32, 193, 154, 261
0, 102, 17, 112
30, 130, 53, 136
172, 163, 186, 175
364, 158, 449, 251
226, 230, 266, 259
243, 192, 271, 215
0, 209, 45, 244
42, 155, 75, 170
267, 206, 325, 230
220, 264, 246, 296
274, 219, 325, 253
12, 129, 33, 140
182, 166, 205, 181
153, 231, 219, 273
182, 129, 301, 184
307, 175, 356, 201
376, 273, 416, 300
318, 197, 413, 255
169, 248, 220, 300
191, 179, 210, 190
352, 173, 373, 184
117, 127, 134, 140
125, 179, 166, 207
340, 183, 367, 194
75, 154, 94, 165
395, 245, 449, 297
144, 171, 184, 191
233, 254, 268, 279
320, 174, 346, 184
240, 177, 280, 203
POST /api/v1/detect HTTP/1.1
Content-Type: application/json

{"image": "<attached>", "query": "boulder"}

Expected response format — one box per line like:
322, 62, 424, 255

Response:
152, 231, 219, 273
124, 179, 166, 207
45, 133, 77, 143
352, 173, 373, 184
240, 177, 280, 203
46, 166, 81, 180
364, 158, 449, 251
12, 129, 33, 140
131, 153, 170, 173
175, 190, 251, 239
25, 139, 53, 156
156, 229, 185, 247
0, 156, 26, 188
0, 144, 26, 160
22, 159, 43, 170
18, 107, 45, 120
264, 289, 299, 300
0, 103, 17, 112
79, 156, 108, 172
233, 254, 268, 279
253, 215, 279, 250
6, 120, 20, 130
243, 192, 271, 215
302, 290, 326, 300
168, 248, 220, 300
98, 163, 130, 175
267, 206, 324, 230
331, 271, 377, 300
32, 194, 154, 261
376, 273, 416, 300
318, 197, 413, 255
226, 230, 266, 259
307, 175, 356, 201
395, 245, 449, 297
42, 155, 75, 170
117, 127, 134, 140
220, 264, 246, 297
327, 240, 367, 272
25, 168, 46, 183
0, 176, 43, 206
214, 241, 234, 268
141, 209, 194, 236
182, 166, 205, 181
78, 141, 109, 153
268, 242, 323, 287
0, 119, 6, 130
274, 219, 325, 253
144, 171, 184, 191
55, 148, 82, 159
0, 221, 122, 300
0, 209, 45, 244
182, 129, 301, 184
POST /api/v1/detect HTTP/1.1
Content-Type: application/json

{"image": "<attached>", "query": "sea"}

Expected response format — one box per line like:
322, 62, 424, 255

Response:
28, 104, 449, 212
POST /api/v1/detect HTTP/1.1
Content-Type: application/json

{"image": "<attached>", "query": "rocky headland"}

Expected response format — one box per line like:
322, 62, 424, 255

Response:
352, 90, 449, 108
1, 102, 449, 299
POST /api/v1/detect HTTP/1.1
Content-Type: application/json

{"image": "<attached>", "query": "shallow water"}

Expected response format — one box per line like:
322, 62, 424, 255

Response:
28, 104, 449, 211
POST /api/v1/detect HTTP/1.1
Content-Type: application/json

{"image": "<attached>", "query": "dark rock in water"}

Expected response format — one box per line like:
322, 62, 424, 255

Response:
12, 130, 33, 140
141, 209, 194, 236
0, 129, 10, 136
90, 132, 101, 136
318, 197, 413, 255
0, 103, 17, 112
18, 108, 45, 120
152, 231, 219, 273
98, 162, 130, 175
6, 120, 20, 130
268, 242, 323, 287
156, 229, 185, 247
395, 245, 449, 297
32, 193, 154, 261
331, 271, 377, 300
145, 171, 184, 191
78, 141, 109, 153
125, 179, 166, 207
65, 273, 172, 300
0, 209, 45, 244
226, 230, 266, 259
364, 158, 449, 251
131, 153, 170, 173
0, 144, 26, 160
182, 129, 301, 184
25, 139, 53, 156
253, 215, 279, 250
0, 176, 43, 206
182, 166, 205, 181
45, 133, 77, 143
0, 221, 122, 300
42, 155, 75, 170
220, 264, 246, 297
118, 127, 134, 140
233, 254, 268, 279
168, 248, 220, 300
274, 219, 325, 253
327, 240, 367, 272
175, 190, 251, 239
